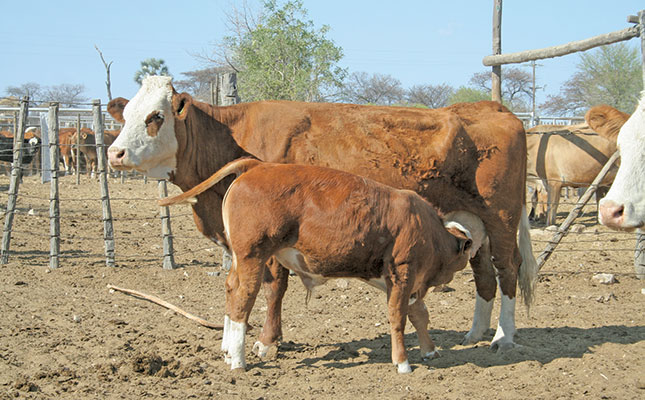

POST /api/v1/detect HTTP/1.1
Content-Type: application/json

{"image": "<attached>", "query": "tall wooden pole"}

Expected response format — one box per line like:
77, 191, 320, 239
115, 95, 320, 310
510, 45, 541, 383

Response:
48, 103, 61, 269
93, 100, 116, 267
634, 10, 645, 279
158, 181, 176, 269
0, 96, 29, 264
491, 0, 502, 103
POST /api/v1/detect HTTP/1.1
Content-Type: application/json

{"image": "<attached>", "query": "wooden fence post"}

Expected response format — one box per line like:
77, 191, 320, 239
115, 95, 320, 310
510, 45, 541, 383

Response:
76, 114, 81, 184
491, 0, 502, 103
93, 99, 116, 267
634, 10, 645, 280
1, 96, 29, 264
158, 180, 176, 269
47, 103, 61, 269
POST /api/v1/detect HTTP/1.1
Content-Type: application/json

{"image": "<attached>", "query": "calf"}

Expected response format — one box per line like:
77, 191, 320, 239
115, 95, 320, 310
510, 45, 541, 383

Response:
160, 158, 486, 373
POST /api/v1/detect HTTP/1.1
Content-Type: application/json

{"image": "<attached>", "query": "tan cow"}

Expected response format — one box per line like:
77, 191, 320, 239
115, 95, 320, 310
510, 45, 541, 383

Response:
526, 105, 630, 226
160, 158, 486, 373
106, 76, 537, 354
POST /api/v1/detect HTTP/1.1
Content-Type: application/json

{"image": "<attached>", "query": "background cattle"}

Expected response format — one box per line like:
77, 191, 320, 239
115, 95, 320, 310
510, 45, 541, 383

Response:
160, 158, 486, 373
526, 104, 630, 226
75, 129, 119, 177
106, 76, 537, 357
0, 130, 40, 175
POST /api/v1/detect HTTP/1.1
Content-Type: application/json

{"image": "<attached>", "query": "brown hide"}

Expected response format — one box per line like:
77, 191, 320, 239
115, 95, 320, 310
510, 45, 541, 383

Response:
171, 100, 525, 269
75, 129, 119, 176
215, 159, 473, 370
585, 104, 630, 142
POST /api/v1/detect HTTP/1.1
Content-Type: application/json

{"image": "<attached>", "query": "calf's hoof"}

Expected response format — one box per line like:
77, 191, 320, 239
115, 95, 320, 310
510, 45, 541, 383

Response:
422, 350, 440, 361
252, 341, 272, 358
396, 360, 412, 374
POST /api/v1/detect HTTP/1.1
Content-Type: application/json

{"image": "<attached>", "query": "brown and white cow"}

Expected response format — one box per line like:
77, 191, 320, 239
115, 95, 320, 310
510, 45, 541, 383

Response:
75, 129, 119, 177
598, 93, 645, 230
160, 158, 486, 373
107, 76, 537, 353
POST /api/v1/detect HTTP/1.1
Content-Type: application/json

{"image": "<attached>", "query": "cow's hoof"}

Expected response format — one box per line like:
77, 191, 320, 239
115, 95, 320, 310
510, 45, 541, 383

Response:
421, 350, 440, 361
252, 341, 271, 358
397, 360, 412, 374
462, 331, 484, 346
490, 340, 517, 353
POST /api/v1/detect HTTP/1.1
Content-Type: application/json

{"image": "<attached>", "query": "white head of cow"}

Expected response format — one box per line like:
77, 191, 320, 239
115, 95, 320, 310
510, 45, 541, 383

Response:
107, 76, 182, 179
598, 92, 645, 231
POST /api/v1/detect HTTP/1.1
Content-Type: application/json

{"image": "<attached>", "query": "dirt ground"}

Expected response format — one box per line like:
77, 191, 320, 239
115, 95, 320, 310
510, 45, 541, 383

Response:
0, 174, 643, 399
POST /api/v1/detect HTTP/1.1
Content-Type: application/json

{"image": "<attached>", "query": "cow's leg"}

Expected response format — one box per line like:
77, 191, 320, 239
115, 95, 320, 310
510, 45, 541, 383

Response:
407, 299, 438, 360
546, 182, 562, 226
222, 256, 264, 370
385, 264, 413, 374
488, 232, 523, 352
463, 239, 495, 345
253, 257, 289, 358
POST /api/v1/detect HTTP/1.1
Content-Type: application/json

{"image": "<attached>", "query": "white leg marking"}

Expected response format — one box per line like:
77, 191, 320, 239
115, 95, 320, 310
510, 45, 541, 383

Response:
422, 350, 440, 360
491, 294, 516, 351
253, 341, 272, 358
227, 320, 247, 370
221, 315, 231, 353
397, 359, 412, 374
463, 293, 494, 345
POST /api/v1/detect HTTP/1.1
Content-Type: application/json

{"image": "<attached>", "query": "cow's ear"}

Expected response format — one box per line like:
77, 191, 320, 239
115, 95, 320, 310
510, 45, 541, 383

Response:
107, 97, 128, 123
172, 93, 192, 121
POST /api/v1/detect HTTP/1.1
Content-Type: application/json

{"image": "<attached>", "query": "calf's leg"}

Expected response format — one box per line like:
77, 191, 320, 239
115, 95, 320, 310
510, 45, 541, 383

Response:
222, 256, 264, 370
386, 264, 413, 374
407, 299, 438, 360
253, 257, 289, 358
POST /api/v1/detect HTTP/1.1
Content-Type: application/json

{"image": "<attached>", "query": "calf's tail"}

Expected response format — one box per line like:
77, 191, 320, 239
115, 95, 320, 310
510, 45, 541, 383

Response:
159, 158, 262, 206
518, 205, 538, 312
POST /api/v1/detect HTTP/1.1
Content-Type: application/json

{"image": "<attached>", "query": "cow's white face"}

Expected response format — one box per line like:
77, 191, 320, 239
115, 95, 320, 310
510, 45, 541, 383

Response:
598, 93, 645, 231
107, 76, 179, 179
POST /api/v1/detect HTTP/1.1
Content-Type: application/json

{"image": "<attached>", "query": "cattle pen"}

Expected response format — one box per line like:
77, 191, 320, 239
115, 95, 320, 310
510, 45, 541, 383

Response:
484, 3, 645, 278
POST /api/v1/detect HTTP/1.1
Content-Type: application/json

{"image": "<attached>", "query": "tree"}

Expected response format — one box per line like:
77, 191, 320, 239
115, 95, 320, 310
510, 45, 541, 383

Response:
134, 58, 171, 86
95, 45, 113, 101
342, 72, 405, 105
5, 83, 44, 104
448, 87, 490, 105
470, 66, 532, 111
212, 0, 346, 102
406, 83, 455, 108
540, 43, 642, 115
43, 84, 88, 107
174, 67, 227, 103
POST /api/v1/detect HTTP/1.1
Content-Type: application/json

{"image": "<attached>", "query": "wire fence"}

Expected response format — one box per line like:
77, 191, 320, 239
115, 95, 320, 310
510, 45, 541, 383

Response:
0, 99, 642, 279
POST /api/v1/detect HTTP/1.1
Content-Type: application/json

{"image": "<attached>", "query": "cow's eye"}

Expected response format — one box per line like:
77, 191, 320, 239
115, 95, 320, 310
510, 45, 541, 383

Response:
145, 112, 165, 137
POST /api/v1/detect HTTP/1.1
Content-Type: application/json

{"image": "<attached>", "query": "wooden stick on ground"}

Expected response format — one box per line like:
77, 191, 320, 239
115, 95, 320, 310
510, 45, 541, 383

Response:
107, 284, 223, 330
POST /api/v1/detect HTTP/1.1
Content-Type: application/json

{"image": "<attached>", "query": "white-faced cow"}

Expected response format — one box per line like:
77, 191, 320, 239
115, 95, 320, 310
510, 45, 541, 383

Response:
599, 92, 645, 230
107, 76, 537, 355
160, 158, 487, 373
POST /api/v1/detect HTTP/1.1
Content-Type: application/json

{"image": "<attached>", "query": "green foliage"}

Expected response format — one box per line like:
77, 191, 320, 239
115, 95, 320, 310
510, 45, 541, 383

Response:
134, 58, 171, 86
448, 87, 490, 105
225, 0, 346, 102
541, 43, 642, 115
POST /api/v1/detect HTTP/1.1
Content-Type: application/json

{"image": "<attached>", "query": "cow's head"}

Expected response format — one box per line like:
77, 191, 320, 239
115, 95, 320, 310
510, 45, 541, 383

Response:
598, 94, 645, 231
107, 76, 191, 179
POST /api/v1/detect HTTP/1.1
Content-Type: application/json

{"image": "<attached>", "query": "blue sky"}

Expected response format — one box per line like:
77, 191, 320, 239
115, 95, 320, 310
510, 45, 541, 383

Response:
1, 0, 643, 110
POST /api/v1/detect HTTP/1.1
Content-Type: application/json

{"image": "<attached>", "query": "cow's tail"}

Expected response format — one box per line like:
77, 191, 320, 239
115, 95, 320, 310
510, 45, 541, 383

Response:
518, 204, 538, 312
159, 158, 262, 207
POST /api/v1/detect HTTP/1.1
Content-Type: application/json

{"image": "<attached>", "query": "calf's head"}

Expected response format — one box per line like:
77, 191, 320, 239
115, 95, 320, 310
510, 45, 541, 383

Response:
598, 96, 645, 231
107, 76, 190, 179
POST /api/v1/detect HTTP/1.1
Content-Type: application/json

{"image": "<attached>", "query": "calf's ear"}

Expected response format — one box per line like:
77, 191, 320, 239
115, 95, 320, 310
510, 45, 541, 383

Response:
444, 223, 474, 257
172, 92, 192, 121
107, 97, 128, 123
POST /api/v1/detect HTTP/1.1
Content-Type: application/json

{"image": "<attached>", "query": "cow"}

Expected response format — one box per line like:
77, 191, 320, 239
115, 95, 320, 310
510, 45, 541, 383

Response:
598, 92, 645, 231
106, 76, 538, 355
0, 130, 40, 174
58, 127, 85, 175
75, 129, 119, 177
159, 158, 487, 373
526, 122, 617, 226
